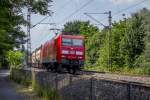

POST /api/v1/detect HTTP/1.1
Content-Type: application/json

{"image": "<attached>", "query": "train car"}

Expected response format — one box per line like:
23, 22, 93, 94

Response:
32, 46, 42, 68
40, 34, 85, 73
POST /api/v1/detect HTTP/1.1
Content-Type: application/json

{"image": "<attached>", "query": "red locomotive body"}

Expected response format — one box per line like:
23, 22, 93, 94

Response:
40, 34, 85, 73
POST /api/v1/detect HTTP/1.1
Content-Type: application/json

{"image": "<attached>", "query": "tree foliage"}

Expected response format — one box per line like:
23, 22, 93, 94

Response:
0, 0, 52, 65
63, 8, 150, 75
6, 50, 24, 69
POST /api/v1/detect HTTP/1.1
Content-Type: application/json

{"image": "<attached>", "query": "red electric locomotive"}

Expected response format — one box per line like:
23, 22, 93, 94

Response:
39, 33, 85, 73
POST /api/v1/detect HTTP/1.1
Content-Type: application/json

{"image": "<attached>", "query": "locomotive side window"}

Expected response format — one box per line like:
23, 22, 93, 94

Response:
72, 39, 83, 46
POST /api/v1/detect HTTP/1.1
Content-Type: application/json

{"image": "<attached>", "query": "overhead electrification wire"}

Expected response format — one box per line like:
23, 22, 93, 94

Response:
31, 1, 73, 50
31, 0, 72, 29
32, 0, 73, 49
59, 0, 94, 24
113, 0, 149, 16
31, 15, 51, 28
84, 13, 106, 27
100, 0, 149, 21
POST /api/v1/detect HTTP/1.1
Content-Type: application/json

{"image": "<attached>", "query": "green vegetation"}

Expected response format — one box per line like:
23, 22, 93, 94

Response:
31, 72, 60, 100
10, 69, 60, 100
0, 0, 52, 69
10, 73, 31, 86
63, 8, 150, 75
0, 1, 59, 99
32, 80, 60, 100
9, 69, 31, 86
6, 51, 24, 70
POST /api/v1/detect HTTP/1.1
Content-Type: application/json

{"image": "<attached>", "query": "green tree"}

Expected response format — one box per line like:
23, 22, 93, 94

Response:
96, 9, 146, 71
0, 0, 52, 52
111, 21, 127, 68
6, 50, 24, 70
63, 8, 150, 75
0, 0, 53, 67
96, 20, 127, 70
122, 13, 145, 67
134, 8, 150, 68
63, 21, 84, 35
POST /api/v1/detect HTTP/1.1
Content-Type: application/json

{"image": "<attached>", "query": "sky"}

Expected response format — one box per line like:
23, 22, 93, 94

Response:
22, 0, 150, 50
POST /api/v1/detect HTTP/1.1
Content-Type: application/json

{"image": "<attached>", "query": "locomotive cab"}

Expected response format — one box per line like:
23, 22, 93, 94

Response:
61, 35, 84, 65
56, 35, 85, 73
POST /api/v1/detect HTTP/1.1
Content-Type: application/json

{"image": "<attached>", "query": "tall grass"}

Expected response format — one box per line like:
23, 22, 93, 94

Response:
84, 65, 150, 75
32, 79, 61, 100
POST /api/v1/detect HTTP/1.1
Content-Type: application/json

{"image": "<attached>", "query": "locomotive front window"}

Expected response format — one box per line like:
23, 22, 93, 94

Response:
62, 38, 72, 46
62, 38, 83, 46
72, 39, 83, 46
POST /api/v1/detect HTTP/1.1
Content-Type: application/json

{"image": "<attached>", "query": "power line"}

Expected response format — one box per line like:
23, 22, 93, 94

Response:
33, 33, 50, 49
84, 13, 106, 27
100, 0, 149, 21
59, 0, 94, 24
31, 15, 51, 28
113, 0, 149, 16
31, 0, 71, 29
29, 1, 73, 51
31, 1, 67, 45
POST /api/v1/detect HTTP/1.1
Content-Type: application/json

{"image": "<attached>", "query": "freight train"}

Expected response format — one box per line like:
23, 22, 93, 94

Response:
32, 33, 85, 73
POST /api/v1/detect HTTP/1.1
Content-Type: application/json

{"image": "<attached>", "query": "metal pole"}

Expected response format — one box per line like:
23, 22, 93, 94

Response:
108, 11, 112, 71
27, 6, 32, 68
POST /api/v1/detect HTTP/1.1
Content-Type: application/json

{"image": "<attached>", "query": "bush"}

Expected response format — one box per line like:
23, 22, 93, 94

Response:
6, 50, 24, 72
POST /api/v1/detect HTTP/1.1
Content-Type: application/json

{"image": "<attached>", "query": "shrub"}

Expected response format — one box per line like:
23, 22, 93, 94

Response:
6, 50, 24, 72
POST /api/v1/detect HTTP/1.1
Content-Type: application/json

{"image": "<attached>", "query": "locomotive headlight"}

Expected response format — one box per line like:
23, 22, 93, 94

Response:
78, 56, 83, 59
62, 50, 69, 54
76, 51, 83, 55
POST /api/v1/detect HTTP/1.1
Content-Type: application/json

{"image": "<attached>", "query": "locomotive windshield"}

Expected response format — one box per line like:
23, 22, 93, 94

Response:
62, 38, 83, 46
62, 38, 72, 46
72, 39, 83, 46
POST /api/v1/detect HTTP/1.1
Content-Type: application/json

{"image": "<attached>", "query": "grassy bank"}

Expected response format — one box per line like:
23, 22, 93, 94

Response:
84, 66, 150, 76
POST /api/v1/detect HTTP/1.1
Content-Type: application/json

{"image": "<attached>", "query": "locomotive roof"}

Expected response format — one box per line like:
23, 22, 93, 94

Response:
32, 34, 84, 53
61, 34, 84, 39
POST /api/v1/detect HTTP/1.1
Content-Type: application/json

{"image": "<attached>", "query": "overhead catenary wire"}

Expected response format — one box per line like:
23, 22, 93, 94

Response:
59, 0, 94, 24
100, 0, 149, 21
32, 0, 149, 50
31, 0, 93, 31
84, 13, 107, 27
113, 0, 149, 16
31, 0, 72, 50
31, 15, 51, 28
31, 0, 73, 29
